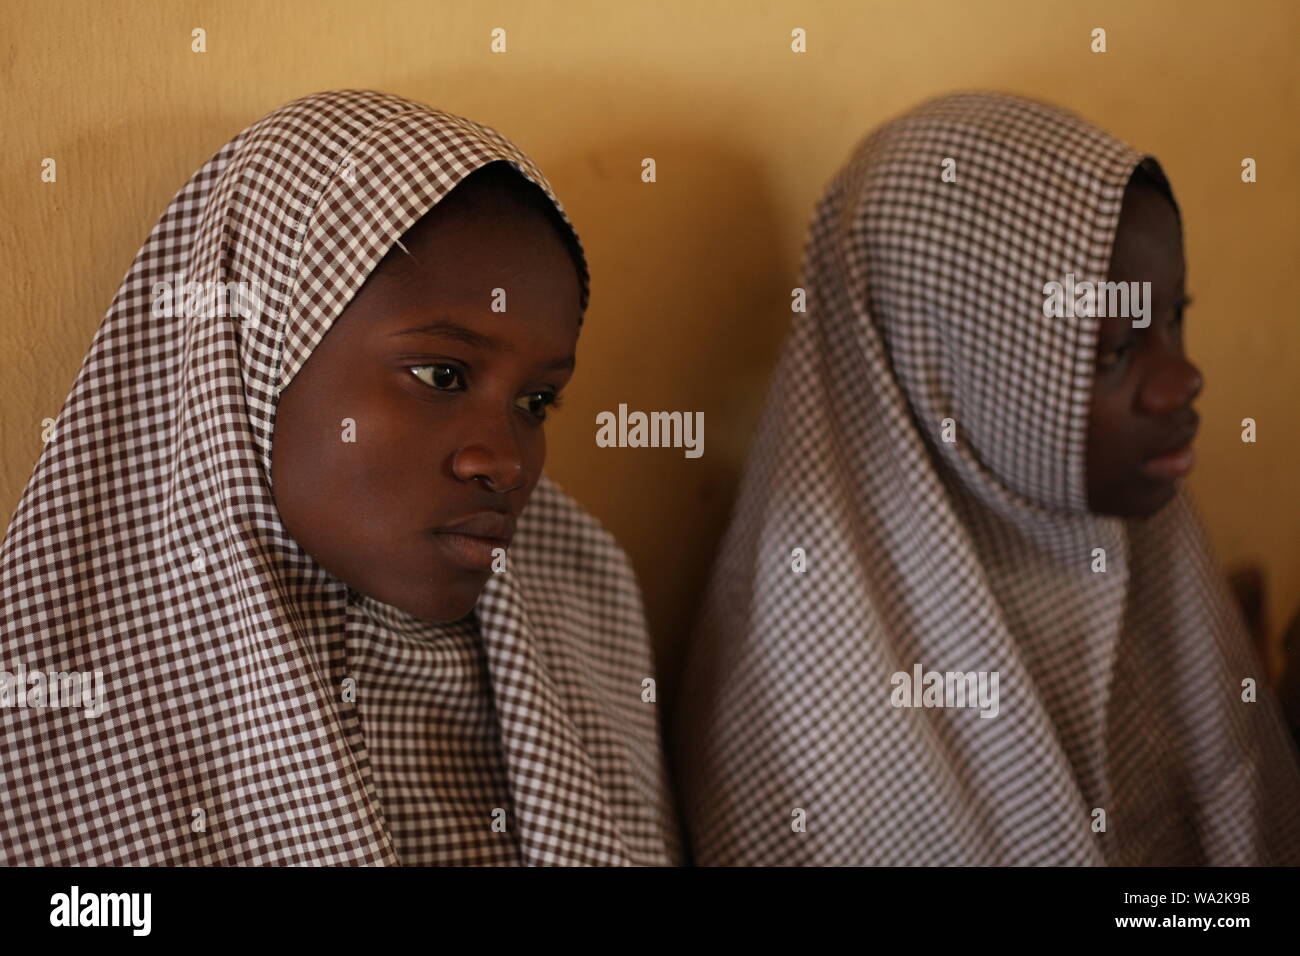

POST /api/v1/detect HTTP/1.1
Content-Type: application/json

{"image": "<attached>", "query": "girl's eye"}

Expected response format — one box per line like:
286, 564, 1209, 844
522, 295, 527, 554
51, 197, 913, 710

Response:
410, 364, 465, 390
515, 391, 561, 421
1096, 340, 1133, 371
407, 366, 560, 420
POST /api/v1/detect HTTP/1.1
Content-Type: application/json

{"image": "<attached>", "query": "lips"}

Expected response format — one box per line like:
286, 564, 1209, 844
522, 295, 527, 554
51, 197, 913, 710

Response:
1141, 418, 1199, 482
436, 512, 515, 541
1141, 443, 1195, 481
431, 512, 515, 570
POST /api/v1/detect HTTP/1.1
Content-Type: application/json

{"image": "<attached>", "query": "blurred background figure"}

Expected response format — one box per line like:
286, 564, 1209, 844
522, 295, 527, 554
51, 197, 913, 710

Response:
674, 92, 1300, 866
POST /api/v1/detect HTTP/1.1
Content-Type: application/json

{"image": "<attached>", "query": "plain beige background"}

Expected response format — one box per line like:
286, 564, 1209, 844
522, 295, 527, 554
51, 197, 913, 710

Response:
3, 0, 1297, 683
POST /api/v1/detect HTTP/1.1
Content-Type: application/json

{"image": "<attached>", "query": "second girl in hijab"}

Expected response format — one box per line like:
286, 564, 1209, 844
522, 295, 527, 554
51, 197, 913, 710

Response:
674, 91, 1300, 866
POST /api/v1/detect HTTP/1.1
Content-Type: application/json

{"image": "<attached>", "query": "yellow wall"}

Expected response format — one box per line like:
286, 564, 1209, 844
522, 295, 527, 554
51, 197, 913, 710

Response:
3, 0, 1298, 679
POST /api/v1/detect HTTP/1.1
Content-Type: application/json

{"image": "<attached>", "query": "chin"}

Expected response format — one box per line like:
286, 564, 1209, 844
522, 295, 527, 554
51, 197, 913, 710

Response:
1089, 475, 1181, 519
407, 577, 488, 624
1125, 480, 1180, 520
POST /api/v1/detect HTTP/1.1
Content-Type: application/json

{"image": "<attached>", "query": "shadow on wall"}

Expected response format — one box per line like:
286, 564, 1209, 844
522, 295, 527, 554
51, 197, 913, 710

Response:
534, 143, 790, 700
554, 137, 789, 698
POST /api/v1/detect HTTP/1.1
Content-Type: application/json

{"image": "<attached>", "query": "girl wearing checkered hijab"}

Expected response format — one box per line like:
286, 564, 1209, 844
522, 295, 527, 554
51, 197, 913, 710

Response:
675, 92, 1300, 866
0, 90, 679, 866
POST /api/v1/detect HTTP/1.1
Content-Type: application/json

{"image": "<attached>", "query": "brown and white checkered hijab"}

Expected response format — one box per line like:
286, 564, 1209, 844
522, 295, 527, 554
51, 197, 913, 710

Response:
0, 89, 679, 866
675, 91, 1300, 866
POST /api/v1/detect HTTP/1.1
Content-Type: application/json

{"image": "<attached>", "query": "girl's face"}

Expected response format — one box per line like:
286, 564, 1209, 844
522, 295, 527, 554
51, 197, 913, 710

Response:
271, 176, 582, 622
1086, 174, 1202, 517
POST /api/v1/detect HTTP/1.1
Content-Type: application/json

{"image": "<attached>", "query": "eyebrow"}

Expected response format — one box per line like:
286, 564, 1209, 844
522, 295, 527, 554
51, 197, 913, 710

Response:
391, 319, 575, 372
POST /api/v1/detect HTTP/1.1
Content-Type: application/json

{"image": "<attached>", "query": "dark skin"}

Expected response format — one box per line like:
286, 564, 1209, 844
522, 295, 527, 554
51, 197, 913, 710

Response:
272, 167, 582, 623
1086, 172, 1203, 517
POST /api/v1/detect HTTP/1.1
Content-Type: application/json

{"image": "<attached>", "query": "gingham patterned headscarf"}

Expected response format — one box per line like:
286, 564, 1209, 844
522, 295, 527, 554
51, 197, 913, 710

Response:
0, 90, 679, 866
675, 92, 1300, 866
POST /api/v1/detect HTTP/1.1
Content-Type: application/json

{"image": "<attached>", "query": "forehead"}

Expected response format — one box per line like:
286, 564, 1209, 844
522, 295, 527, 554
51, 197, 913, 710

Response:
1108, 182, 1184, 282
378, 190, 579, 290
326, 258, 582, 368
336, 209, 581, 337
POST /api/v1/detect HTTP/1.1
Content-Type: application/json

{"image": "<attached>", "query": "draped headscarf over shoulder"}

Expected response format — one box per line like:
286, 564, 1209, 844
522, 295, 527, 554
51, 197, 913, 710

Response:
1, 90, 679, 866
676, 91, 1300, 866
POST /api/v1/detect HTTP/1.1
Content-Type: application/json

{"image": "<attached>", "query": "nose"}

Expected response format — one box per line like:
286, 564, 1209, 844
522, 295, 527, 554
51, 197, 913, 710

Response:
1138, 353, 1204, 416
450, 414, 527, 493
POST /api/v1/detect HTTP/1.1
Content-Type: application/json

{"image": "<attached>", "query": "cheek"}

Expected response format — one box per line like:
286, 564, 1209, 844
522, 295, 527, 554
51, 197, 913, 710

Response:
323, 396, 451, 528
1084, 395, 1108, 462
527, 425, 547, 480
274, 382, 428, 537
1088, 366, 1138, 433
1086, 390, 1130, 484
